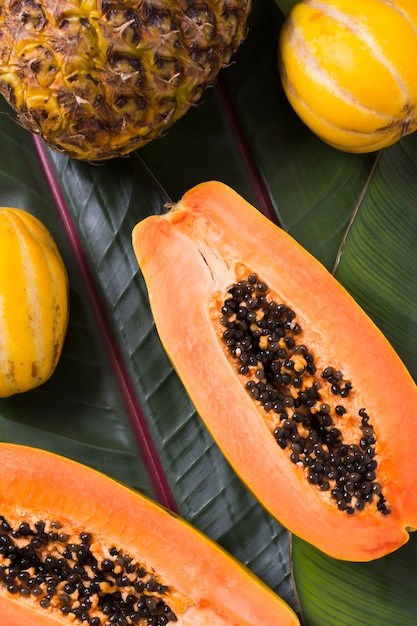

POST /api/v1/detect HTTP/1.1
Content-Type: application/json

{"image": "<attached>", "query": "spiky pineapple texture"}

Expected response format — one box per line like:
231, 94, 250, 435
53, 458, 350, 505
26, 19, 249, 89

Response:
0, 0, 251, 161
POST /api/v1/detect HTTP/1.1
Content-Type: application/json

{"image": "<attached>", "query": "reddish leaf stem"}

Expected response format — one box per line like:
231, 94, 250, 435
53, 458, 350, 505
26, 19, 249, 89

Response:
216, 77, 281, 225
33, 134, 178, 513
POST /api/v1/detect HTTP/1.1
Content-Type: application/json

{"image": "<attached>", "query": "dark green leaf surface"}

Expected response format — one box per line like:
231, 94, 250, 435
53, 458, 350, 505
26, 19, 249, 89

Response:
334, 139, 417, 377
0, 0, 416, 624
292, 533, 417, 626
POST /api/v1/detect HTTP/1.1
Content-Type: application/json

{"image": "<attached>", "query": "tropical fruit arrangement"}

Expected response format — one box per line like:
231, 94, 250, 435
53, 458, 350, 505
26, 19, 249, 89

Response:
0, 0, 416, 624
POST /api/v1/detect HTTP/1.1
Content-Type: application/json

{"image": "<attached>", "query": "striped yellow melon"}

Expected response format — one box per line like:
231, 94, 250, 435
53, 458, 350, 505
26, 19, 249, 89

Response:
278, 0, 417, 153
0, 209, 69, 397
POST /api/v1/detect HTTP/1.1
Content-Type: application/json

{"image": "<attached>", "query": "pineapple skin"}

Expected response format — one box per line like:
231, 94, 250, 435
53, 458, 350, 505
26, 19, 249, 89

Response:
0, 0, 251, 161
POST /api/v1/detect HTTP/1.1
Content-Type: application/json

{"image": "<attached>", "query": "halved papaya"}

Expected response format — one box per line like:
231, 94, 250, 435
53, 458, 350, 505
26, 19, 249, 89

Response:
0, 442, 299, 625
132, 180, 417, 562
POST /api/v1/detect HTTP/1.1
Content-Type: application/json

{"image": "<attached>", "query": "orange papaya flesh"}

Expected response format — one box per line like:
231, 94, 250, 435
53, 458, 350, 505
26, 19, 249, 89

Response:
0, 443, 299, 626
132, 180, 417, 562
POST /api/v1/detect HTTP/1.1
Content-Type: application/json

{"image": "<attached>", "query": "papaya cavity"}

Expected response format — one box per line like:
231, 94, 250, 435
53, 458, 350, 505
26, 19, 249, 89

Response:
216, 270, 389, 517
0, 514, 178, 624
132, 180, 417, 562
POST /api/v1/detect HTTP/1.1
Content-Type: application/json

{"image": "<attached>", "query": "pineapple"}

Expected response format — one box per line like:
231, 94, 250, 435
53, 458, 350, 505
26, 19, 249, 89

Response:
0, 0, 251, 161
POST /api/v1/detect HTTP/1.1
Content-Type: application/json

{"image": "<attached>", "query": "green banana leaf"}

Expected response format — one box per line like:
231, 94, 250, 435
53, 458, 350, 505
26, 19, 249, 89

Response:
0, 0, 416, 623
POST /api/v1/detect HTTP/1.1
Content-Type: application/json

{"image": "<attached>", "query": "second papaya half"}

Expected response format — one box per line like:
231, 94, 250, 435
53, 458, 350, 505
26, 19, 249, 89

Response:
132, 181, 417, 562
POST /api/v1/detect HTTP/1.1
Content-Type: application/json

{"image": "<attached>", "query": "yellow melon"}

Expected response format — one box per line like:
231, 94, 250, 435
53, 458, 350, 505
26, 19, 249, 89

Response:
0, 209, 69, 397
278, 0, 417, 152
